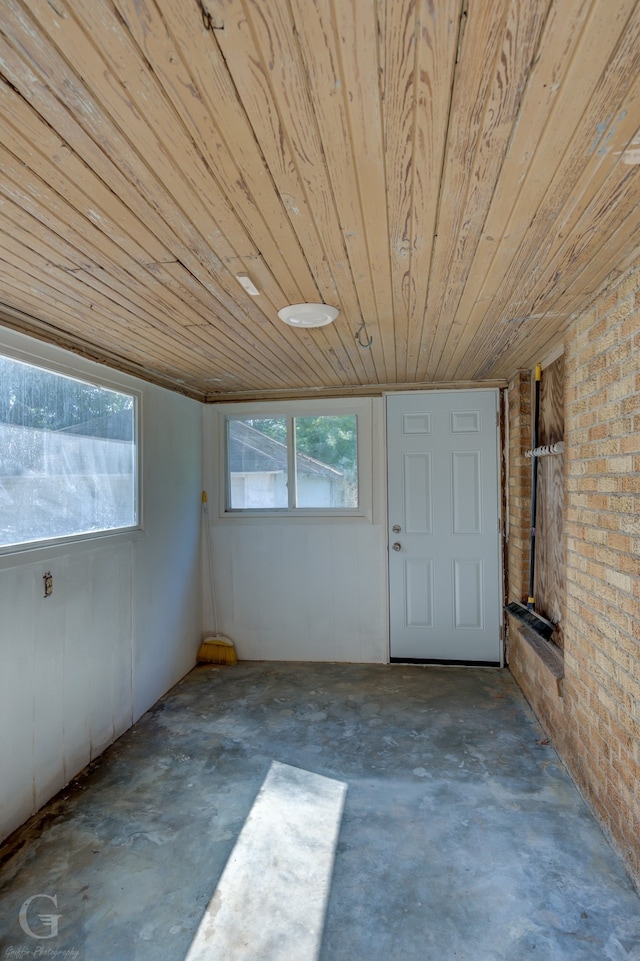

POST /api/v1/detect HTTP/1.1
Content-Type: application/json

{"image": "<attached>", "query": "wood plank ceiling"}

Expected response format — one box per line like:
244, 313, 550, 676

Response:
0, 0, 639, 401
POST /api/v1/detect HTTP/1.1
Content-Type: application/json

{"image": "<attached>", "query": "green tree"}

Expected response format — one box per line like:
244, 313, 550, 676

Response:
0, 355, 132, 436
294, 416, 356, 471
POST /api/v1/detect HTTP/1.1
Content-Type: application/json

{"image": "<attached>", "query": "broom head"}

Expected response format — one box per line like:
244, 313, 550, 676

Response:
197, 635, 238, 665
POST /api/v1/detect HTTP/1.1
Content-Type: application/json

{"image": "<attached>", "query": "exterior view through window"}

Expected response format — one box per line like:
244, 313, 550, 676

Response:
0, 353, 138, 549
227, 414, 358, 510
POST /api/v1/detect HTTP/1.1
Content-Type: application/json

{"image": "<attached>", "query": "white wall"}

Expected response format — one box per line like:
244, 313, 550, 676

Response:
0, 329, 203, 842
203, 399, 388, 662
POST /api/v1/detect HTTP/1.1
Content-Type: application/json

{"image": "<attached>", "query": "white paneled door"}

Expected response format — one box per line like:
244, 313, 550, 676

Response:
387, 391, 502, 665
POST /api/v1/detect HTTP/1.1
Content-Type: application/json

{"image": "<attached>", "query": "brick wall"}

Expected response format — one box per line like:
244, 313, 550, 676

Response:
507, 258, 640, 889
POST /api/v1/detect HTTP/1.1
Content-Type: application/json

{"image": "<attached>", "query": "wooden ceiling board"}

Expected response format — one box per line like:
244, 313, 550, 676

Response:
438, 0, 640, 380
416, 0, 551, 382
380, 0, 461, 383
1, 60, 347, 388
112, 0, 315, 304
288, 0, 387, 371
486, 209, 640, 381
0, 0, 639, 399
214, 0, 382, 386
0, 242, 220, 378
2, 4, 328, 378
0, 151, 286, 389
433, 0, 604, 380
0, 177, 315, 392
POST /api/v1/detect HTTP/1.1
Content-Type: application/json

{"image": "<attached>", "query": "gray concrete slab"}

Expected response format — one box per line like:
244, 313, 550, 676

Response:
1, 663, 639, 961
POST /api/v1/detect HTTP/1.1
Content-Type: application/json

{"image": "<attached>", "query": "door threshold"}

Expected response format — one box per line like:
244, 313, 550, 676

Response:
389, 657, 501, 667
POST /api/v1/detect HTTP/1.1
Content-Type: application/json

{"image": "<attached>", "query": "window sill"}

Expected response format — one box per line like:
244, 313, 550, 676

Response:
507, 612, 564, 697
218, 509, 372, 524
0, 527, 145, 568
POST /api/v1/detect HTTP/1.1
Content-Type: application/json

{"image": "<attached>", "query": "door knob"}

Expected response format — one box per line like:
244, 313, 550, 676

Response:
392, 542, 401, 551
392, 525, 401, 533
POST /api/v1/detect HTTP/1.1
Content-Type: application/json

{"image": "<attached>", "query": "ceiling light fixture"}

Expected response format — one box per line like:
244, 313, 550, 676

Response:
236, 274, 260, 296
277, 303, 339, 328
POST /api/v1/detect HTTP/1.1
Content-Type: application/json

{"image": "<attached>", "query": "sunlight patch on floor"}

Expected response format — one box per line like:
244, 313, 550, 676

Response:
184, 761, 347, 961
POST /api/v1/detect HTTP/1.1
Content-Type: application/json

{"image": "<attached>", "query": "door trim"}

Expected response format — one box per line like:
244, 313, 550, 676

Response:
384, 388, 505, 667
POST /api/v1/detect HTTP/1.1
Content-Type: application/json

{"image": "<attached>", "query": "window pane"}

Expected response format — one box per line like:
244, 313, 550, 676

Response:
0, 355, 137, 548
294, 415, 358, 508
228, 418, 288, 509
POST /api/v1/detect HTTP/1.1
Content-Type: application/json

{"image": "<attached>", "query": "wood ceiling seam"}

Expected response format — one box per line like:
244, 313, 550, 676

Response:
0, 147, 242, 344
65, 0, 268, 267
403, 0, 462, 383
169, 6, 326, 308
0, 29, 221, 289
377, 0, 418, 382
0, 16, 228, 298
64, 0, 288, 298
209, 4, 342, 310
403, 0, 432, 384
0, 271, 191, 373
0, 279, 248, 395
204, 377, 508, 403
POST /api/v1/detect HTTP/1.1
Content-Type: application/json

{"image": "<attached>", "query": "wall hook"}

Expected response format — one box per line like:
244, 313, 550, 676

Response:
355, 321, 373, 349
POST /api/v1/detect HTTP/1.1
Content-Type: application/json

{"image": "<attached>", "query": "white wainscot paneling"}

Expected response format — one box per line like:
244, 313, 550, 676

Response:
212, 521, 386, 663
86, 545, 133, 756
33, 557, 67, 810
0, 327, 203, 844
0, 566, 36, 840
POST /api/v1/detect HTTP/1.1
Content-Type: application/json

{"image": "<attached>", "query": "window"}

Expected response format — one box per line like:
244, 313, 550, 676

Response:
224, 403, 367, 514
0, 352, 138, 549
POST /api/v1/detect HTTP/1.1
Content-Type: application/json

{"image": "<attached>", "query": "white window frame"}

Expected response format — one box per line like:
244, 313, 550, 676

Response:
217, 398, 373, 520
0, 342, 142, 555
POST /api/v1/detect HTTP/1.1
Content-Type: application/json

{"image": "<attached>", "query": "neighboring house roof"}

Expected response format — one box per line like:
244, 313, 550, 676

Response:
57, 410, 134, 441
229, 421, 343, 478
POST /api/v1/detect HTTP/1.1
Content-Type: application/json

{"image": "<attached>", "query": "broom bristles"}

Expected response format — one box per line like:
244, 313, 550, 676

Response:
197, 636, 238, 665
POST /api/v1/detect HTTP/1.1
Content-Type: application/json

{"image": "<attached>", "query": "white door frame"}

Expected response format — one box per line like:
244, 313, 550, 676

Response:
384, 388, 505, 667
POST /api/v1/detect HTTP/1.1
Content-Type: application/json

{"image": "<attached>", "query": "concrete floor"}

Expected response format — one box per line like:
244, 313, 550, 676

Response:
1, 662, 639, 961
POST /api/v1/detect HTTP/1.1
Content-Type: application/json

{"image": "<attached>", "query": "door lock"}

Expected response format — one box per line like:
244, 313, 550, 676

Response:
392, 542, 402, 552
392, 525, 401, 533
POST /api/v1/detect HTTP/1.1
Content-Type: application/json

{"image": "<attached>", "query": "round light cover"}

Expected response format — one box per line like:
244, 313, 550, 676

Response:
277, 303, 339, 328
